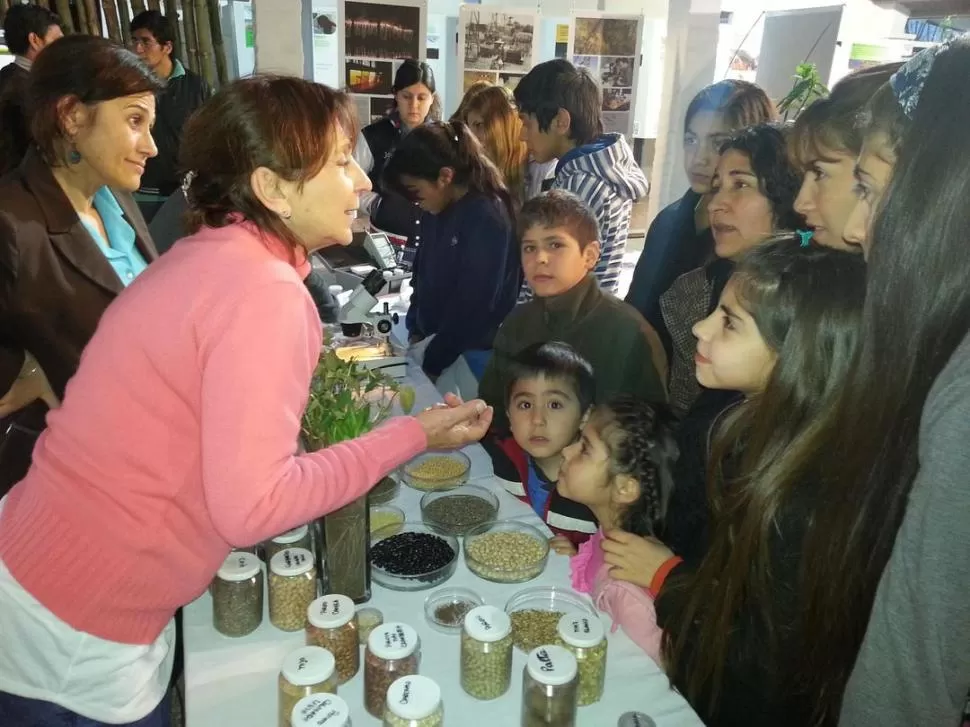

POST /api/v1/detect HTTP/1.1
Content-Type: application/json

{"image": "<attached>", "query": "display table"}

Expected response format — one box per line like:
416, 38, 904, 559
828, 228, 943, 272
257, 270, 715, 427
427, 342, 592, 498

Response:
182, 362, 703, 727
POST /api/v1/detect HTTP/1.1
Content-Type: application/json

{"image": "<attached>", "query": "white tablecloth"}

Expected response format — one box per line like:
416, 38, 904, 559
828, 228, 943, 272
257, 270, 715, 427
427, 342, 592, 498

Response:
182, 361, 703, 727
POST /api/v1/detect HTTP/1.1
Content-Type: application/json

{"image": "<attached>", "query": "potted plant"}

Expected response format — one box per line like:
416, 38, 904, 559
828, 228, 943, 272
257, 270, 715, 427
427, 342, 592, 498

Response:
302, 350, 415, 602
778, 62, 829, 121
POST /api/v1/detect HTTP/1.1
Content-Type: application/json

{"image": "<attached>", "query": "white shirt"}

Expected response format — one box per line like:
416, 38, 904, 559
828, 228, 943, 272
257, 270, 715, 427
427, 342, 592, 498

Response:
0, 502, 175, 722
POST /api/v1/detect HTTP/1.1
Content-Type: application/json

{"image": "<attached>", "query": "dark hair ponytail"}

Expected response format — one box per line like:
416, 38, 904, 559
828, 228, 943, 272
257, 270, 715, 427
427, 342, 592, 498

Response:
383, 120, 514, 220
593, 396, 678, 538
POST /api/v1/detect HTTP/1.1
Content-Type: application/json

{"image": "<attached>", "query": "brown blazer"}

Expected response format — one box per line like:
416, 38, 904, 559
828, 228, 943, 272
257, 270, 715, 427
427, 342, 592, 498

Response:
0, 148, 159, 489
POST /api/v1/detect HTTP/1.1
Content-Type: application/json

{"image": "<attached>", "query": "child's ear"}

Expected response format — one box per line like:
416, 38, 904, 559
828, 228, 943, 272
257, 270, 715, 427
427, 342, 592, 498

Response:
553, 108, 572, 137
579, 407, 592, 428
612, 473, 640, 506
437, 167, 455, 187
583, 241, 602, 271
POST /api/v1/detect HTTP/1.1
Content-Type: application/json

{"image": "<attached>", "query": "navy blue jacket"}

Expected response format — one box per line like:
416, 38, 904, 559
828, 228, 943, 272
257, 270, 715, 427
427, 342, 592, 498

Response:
406, 191, 521, 377
625, 189, 714, 358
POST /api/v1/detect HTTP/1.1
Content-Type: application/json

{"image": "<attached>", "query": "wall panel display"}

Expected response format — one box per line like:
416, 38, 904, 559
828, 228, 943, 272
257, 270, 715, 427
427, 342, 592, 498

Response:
457, 6, 539, 103
338, 0, 427, 124
567, 13, 643, 139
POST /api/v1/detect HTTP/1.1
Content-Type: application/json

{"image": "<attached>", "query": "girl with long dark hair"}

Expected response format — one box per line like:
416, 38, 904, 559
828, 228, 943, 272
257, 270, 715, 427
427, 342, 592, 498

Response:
653, 238, 868, 726
384, 120, 521, 398
814, 39, 970, 725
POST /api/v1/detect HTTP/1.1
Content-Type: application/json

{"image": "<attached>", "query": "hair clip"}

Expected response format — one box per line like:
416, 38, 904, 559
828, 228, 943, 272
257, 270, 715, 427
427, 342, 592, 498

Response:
797, 230, 813, 247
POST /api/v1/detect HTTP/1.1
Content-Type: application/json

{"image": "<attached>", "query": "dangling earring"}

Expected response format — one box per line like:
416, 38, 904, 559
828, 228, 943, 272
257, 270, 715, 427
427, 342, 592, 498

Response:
68, 145, 82, 165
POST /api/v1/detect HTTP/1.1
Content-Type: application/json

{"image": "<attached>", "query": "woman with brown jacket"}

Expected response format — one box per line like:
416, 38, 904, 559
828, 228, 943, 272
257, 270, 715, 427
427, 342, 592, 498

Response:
0, 36, 162, 493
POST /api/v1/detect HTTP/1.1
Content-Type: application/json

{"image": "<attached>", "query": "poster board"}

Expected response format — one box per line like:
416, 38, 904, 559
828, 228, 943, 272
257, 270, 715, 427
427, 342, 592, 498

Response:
457, 6, 540, 104
755, 6, 842, 101
311, 3, 339, 88
567, 12, 644, 139
338, 0, 427, 126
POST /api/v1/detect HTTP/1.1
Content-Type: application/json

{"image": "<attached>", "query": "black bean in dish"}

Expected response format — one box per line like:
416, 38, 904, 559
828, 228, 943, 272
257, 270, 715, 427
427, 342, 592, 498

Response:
369, 522, 459, 591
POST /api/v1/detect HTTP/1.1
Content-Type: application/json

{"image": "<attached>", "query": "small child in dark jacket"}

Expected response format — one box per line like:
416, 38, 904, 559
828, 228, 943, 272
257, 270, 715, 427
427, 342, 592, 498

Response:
384, 121, 521, 395
486, 341, 599, 547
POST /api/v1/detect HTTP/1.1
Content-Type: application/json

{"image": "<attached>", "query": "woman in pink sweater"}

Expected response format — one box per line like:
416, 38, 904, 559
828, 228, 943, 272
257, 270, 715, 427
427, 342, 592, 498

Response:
0, 77, 492, 726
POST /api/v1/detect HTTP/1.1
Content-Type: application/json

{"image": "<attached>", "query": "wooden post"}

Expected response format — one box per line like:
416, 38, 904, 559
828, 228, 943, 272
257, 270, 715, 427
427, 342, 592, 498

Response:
169, 0, 188, 66
181, 0, 200, 73
75, 0, 90, 35
192, 0, 216, 87
131, 0, 147, 14
206, 0, 227, 86
0, 0, 10, 18
84, 0, 100, 36
147, 0, 161, 11
101, 0, 123, 44
53, 0, 74, 33
117, 0, 132, 46
34, 0, 51, 10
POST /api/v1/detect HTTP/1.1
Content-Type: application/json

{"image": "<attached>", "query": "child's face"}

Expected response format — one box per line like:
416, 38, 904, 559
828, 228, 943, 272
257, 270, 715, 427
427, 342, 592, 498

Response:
557, 418, 619, 510
508, 374, 585, 463
793, 148, 860, 252
692, 279, 776, 395
521, 224, 600, 297
518, 112, 561, 164
399, 172, 451, 214
708, 150, 776, 260
683, 110, 732, 195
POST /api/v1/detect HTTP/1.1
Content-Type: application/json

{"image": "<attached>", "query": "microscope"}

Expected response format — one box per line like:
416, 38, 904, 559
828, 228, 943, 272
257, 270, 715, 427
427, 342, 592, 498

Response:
332, 269, 409, 379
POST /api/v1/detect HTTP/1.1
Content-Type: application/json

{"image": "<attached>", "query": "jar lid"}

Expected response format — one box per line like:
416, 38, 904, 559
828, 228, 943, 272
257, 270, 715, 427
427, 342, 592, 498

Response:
307, 594, 355, 629
557, 612, 605, 648
270, 548, 315, 577
367, 622, 419, 660
216, 552, 261, 582
617, 712, 657, 727
281, 646, 336, 687
272, 524, 310, 544
290, 693, 350, 727
385, 675, 441, 721
463, 605, 511, 642
526, 645, 578, 687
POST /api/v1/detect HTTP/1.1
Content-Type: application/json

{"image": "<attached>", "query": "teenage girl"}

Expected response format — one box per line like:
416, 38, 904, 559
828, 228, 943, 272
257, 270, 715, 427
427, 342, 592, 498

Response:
790, 62, 901, 250
355, 60, 440, 242
624, 238, 866, 727
626, 80, 775, 349
551, 395, 677, 661
383, 121, 522, 398
461, 85, 530, 208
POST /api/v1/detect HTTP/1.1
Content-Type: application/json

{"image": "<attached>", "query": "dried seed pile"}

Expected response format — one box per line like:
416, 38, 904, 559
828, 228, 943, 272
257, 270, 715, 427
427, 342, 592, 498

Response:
371, 531, 455, 576
466, 531, 546, 582
404, 456, 468, 490
423, 495, 497, 535
510, 609, 565, 652
433, 600, 475, 627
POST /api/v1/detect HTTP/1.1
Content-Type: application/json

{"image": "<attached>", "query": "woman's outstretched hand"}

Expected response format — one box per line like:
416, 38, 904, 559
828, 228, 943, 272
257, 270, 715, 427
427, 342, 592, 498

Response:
416, 396, 493, 450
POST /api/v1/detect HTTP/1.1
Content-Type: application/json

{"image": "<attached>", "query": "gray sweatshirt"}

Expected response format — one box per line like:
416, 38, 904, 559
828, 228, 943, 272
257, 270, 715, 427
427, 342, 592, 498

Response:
840, 332, 970, 726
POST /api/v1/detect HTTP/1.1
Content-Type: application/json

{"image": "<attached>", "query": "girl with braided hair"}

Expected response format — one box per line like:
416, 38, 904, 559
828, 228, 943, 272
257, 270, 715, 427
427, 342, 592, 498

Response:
554, 394, 678, 660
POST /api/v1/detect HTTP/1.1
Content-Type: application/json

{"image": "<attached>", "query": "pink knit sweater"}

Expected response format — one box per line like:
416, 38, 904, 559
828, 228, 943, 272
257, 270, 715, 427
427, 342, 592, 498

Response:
0, 222, 426, 645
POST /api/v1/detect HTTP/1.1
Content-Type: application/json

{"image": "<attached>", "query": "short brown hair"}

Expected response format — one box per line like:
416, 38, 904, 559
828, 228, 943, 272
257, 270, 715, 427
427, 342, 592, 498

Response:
790, 62, 902, 168
28, 35, 163, 166
180, 75, 357, 255
518, 190, 598, 250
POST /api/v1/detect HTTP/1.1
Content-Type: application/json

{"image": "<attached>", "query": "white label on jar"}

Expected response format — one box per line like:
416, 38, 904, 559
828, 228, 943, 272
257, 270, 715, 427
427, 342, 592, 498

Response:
386, 675, 441, 721
527, 645, 577, 686
309, 594, 355, 629
291, 694, 350, 726
368, 622, 418, 660
558, 612, 605, 649
464, 605, 511, 642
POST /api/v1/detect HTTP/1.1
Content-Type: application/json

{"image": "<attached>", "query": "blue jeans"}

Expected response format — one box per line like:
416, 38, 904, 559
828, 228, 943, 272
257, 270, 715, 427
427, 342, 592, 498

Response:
0, 690, 171, 727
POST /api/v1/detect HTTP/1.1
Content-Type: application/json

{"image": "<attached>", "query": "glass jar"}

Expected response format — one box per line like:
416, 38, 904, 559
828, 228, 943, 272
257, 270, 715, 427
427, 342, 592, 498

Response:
460, 605, 513, 700
520, 645, 579, 727
556, 613, 607, 705
211, 552, 263, 637
617, 713, 657, 727
278, 646, 338, 727
266, 524, 313, 563
290, 693, 352, 727
364, 622, 420, 718
269, 548, 318, 632
382, 674, 443, 727
357, 607, 384, 645
306, 594, 360, 684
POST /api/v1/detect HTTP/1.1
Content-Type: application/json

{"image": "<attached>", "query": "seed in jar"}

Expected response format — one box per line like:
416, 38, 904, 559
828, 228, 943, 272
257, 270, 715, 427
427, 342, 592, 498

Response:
466, 531, 546, 581
423, 495, 497, 534
363, 648, 419, 718
371, 531, 454, 576
510, 609, 565, 652
565, 638, 607, 706
356, 607, 383, 644
461, 630, 513, 700
405, 456, 467, 483
212, 575, 263, 638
